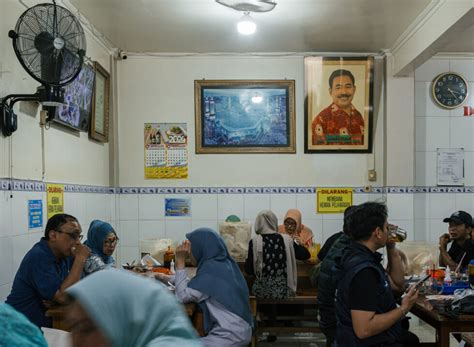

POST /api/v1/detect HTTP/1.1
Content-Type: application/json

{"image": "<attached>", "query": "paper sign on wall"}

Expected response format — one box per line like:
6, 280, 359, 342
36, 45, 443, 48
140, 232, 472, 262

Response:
144, 123, 188, 179
47, 183, 64, 219
28, 200, 43, 229
437, 148, 464, 186
317, 188, 352, 213
165, 198, 191, 217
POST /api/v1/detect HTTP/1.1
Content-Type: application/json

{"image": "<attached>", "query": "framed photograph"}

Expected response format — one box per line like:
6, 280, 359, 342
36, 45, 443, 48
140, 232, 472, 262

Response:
304, 56, 374, 153
90, 61, 110, 142
52, 63, 95, 132
195, 79, 295, 154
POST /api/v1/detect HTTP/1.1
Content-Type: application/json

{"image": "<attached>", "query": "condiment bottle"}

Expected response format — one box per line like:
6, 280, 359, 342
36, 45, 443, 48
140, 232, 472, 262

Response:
164, 246, 175, 269
444, 265, 452, 285
170, 259, 175, 274
468, 259, 474, 287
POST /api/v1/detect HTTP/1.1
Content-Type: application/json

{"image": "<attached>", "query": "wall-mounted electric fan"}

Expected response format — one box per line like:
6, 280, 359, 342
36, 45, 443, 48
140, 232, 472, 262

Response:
0, 0, 86, 136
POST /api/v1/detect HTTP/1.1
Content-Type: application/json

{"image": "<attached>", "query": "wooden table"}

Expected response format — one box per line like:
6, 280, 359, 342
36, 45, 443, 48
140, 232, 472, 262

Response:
410, 296, 474, 347
46, 302, 198, 332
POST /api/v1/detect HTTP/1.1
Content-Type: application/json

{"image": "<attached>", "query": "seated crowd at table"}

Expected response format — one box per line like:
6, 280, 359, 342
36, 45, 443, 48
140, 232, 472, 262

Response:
2, 203, 473, 347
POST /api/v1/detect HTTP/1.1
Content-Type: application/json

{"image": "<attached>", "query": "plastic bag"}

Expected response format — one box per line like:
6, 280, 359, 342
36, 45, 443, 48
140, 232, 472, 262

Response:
219, 221, 251, 262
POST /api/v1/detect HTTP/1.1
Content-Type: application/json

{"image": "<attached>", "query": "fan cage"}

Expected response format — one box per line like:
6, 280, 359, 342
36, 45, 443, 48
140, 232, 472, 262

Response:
12, 3, 86, 86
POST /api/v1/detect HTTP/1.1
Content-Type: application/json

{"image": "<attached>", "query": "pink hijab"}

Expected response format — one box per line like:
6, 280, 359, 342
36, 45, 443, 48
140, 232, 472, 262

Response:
278, 209, 314, 247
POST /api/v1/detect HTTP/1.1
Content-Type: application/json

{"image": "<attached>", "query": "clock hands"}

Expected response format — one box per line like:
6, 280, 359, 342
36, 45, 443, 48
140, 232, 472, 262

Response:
447, 87, 460, 98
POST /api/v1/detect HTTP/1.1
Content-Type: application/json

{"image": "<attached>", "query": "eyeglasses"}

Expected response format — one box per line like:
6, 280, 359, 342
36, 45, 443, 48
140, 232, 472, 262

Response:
104, 238, 119, 246
56, 229, 83, 241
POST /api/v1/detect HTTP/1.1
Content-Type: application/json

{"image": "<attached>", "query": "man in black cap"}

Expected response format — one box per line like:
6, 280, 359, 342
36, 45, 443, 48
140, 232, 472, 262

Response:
439, 210, 474, 269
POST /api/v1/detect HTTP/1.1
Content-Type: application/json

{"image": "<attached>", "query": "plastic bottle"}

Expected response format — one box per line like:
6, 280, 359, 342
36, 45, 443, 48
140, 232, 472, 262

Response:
170, 259, 175, 274
444, 265, 452, 285
468, 259, 474, 288
164, 246, 175, 269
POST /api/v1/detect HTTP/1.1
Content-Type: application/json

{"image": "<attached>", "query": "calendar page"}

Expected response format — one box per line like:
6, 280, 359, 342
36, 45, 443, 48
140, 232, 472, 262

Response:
144, 123, 188, 179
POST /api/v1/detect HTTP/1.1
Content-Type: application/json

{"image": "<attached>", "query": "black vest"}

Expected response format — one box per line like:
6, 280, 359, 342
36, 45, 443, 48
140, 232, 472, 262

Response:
335, 243, 401, 346
317, 233, 351, 329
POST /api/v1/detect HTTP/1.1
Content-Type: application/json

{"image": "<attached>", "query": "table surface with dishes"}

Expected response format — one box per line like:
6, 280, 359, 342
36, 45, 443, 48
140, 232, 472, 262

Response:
406, 264, 474, 347
410, 294, 474, 347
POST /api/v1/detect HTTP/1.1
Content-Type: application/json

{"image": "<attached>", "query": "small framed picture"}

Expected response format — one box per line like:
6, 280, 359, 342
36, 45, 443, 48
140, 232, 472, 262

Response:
90, 61, 110, 142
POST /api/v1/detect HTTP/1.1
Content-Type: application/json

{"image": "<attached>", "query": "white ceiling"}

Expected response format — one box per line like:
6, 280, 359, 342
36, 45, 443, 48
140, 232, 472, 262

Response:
66, 0, 454, 54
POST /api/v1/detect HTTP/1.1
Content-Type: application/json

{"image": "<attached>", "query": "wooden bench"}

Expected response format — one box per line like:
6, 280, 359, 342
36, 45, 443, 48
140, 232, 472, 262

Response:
252, 294, 321, 347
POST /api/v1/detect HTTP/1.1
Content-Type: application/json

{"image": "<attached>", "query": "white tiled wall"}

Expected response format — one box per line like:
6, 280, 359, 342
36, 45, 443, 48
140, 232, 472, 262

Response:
0, 191, 116, 302
414, 56, 474, 244
415, 57, 474, 187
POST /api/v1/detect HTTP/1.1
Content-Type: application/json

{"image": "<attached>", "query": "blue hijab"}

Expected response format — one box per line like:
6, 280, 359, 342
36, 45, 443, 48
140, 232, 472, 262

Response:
0, 303, 47, 347
187, 228, 253, 332
67, 269, 202, 347
84, 220, 116, 264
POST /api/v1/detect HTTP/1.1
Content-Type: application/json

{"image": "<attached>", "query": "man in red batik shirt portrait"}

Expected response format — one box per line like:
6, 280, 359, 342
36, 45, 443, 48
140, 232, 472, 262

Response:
311, 69, 364, 146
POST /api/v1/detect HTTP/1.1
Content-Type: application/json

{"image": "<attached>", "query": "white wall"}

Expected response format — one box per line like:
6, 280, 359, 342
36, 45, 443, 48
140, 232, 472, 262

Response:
0, 0, 114, 301
117, 56, 385, 187
413, 55, 474, 242
0, 0, 111, 185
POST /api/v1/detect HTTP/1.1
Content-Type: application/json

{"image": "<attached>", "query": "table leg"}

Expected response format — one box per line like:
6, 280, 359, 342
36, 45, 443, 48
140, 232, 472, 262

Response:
437, 327, 450, 347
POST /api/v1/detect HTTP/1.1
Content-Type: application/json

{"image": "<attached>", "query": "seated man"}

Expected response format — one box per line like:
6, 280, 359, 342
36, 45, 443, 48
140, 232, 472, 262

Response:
6, 214, 90, 328
439, 211, 474, 270
335, 202, 419, 346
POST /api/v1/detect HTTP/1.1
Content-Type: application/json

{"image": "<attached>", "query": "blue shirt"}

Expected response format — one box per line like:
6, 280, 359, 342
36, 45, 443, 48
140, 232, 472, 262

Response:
6, 238, 73, 327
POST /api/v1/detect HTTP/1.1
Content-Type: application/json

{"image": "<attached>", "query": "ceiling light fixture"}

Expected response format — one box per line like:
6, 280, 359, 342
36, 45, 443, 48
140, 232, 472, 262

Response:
216, 0, 277, 12
216, 1, 277, 36
237, 12, 256, 35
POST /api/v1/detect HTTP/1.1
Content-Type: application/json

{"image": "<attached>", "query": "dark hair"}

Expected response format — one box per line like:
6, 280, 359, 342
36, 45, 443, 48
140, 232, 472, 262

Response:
328, 69, 355, 89
44, 213, 79, 240
347, 202, 387, 242
342, 205, 357, 235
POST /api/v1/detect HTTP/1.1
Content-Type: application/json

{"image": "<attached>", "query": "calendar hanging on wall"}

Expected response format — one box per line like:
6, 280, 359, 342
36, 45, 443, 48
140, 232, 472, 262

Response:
144, 123, 188, 179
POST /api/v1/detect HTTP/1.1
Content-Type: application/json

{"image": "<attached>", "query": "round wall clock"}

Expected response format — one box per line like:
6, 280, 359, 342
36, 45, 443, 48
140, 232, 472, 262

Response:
432, 72, 469, 109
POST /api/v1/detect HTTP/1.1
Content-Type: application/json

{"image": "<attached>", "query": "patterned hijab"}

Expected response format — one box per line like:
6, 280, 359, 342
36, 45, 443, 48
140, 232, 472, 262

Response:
67, 269, 202, 347
186, 228, 253, 332
252, 210, 297, 293
84, 220, 116, 264
0, 303, 47, 347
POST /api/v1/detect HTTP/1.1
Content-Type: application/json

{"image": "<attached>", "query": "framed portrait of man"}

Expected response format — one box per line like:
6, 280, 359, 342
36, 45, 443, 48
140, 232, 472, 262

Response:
304, 56, 374, 153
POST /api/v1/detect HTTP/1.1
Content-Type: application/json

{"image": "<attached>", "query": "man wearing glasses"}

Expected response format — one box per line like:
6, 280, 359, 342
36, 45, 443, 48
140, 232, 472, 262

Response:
6, 213, 90, 328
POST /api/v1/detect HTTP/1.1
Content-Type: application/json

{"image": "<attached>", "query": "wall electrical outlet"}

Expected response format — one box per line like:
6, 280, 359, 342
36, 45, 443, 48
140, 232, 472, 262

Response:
368, 169, 377, 181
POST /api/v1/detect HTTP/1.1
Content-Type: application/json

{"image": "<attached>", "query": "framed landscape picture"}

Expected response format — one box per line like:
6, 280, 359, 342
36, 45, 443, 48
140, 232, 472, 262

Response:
195, 79, 295, 154
304, 56, 374, 153
90, 61, 110, 142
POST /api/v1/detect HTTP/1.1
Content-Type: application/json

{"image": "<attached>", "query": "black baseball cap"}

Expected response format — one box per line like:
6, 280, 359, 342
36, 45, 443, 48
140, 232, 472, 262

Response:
443, 210, 473, 227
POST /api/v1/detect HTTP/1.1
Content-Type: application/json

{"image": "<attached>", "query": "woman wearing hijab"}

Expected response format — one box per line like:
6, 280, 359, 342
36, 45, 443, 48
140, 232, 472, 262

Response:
0, 303, 48, 347
66, 269, 202, 347
173, 228, 253, 347
245, 210, 310, 298
83, 220, 118, 276
278, 209, 314, 248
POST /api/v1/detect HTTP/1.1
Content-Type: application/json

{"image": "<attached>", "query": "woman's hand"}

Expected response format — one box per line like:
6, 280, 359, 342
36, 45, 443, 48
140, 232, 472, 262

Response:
175, 240, 191, 270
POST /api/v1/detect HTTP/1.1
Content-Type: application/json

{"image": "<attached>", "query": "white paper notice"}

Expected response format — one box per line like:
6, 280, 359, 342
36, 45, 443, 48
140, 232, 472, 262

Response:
437, 148, 464, 186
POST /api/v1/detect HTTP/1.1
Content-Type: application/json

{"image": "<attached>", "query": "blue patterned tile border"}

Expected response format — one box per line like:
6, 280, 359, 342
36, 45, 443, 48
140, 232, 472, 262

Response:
0, 179, 114, 193
1, 179, 474, 195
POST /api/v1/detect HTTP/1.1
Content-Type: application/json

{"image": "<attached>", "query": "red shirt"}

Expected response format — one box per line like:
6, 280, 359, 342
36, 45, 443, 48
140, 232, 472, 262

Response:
311, 103, 364, 145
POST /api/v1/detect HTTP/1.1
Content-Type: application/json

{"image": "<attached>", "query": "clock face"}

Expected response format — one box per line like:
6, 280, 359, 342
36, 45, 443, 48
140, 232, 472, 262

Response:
432, 72, 469, 109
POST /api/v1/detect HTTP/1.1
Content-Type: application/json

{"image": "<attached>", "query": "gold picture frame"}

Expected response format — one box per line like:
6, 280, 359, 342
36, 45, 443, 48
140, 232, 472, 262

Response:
90, 61, 110, 143
195, 79, 296, 154
304, 56, 374, 153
